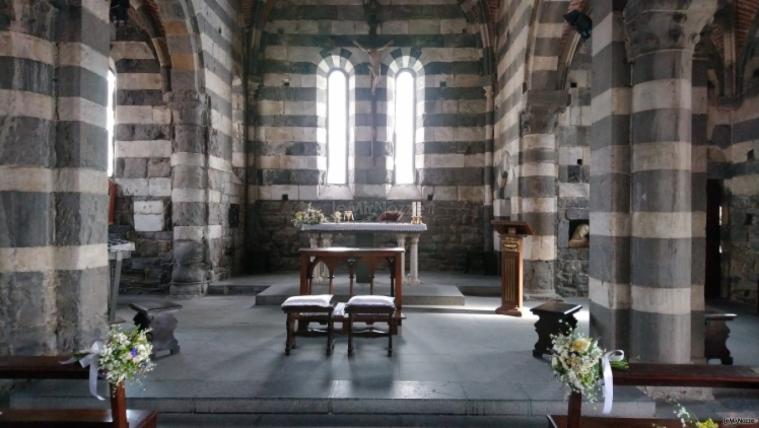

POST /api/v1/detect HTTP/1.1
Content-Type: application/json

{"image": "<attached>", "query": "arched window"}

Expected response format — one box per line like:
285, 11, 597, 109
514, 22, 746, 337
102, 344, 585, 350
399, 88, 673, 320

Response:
394, 70, 416, 184
327, 69, 348, 184
106, 69, 116, 177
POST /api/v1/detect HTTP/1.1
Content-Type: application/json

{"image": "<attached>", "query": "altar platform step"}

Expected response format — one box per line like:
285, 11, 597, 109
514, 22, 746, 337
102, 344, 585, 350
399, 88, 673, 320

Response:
208, 271, 503, 305
255, 280, 465, 306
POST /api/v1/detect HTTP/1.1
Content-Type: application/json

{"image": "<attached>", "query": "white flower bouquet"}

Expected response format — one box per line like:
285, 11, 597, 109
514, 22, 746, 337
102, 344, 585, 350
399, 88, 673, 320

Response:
292, 204, 326, 227
98, 326, 155, 387
66, 326, 154, 400
662, 401, 719, 428
550, 327, 606, 401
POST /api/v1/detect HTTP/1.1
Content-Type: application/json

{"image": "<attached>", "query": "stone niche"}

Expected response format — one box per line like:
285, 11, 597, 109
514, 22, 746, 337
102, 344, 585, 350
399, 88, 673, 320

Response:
556, 208, 589, 296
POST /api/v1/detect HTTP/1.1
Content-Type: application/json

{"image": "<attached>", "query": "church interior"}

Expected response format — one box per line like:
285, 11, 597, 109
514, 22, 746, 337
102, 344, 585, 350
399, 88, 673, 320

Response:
1, 0, 759, 426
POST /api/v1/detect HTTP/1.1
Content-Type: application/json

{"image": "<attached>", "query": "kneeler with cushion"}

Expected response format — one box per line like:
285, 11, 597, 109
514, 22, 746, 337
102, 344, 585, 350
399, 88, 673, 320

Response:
281, 294, 335, 356
345, 295, 397, 357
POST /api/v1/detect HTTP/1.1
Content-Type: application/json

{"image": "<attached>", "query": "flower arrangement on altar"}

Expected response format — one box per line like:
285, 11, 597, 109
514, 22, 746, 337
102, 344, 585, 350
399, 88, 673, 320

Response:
550, 327, 627, 412
291, 204, 326, 227
66, 326, 154, 399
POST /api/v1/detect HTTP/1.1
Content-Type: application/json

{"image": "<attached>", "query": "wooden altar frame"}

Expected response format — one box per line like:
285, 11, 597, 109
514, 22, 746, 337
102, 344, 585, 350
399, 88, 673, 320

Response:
298, 247, 405, 321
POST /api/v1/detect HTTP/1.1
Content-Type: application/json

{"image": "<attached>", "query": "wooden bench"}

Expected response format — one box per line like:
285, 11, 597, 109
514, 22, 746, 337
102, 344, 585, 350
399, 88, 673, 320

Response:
705, 312, 737, 365
548, 363, 759, 428
0, 356, 157, 428
530, 301, 582, 358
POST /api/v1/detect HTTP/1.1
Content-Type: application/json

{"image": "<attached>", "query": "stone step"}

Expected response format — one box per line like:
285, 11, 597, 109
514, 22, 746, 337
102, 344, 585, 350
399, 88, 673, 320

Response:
157, 413, 548, 428
10, 390, 655, 419
206, 283, 270, 296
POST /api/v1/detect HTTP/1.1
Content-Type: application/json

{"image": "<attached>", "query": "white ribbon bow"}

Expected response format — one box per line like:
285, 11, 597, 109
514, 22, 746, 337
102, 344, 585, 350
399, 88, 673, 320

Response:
61, 341, 105, 401
601, 349, 625, 414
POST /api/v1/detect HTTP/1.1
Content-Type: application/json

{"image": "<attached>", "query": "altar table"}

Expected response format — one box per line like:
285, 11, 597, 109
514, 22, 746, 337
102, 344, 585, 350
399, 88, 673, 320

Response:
301, 222, 427, 283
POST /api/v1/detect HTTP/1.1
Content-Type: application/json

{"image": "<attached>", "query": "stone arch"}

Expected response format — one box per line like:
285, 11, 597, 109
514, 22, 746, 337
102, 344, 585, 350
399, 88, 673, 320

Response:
458, 0, 497, 78
384, 52, 425, 195
153, 0, 205, 93
737, 8, 759, 94
315, 51, 357, 199
524, 0, 571, 92
128, 2, 171, 91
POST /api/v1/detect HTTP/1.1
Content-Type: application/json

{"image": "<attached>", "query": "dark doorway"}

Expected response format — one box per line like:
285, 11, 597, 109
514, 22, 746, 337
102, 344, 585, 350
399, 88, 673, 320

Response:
705, 180, 722, 299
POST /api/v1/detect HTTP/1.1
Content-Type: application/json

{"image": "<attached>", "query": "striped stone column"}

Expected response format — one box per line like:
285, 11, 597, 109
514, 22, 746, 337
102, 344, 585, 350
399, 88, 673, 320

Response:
588, 0, 632, 351
169, 90, 210, 295
518, 93, 566, 294
691, 50, 709, 361
0, 0, 110, 353
624, 0, 716, 363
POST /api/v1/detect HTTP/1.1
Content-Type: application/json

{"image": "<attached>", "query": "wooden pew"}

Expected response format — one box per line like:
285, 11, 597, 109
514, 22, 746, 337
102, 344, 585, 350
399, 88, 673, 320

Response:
548, 363, 759, 428
0, 356, 157, 428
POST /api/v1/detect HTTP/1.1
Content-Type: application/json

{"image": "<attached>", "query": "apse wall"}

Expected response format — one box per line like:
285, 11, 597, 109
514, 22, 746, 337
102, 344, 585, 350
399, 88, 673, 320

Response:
246, 0, 490, 271
724, 44, 759, 307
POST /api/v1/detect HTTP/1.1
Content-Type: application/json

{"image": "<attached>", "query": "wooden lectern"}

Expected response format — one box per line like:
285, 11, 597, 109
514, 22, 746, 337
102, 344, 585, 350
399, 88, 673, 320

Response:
491, 220, 533, 317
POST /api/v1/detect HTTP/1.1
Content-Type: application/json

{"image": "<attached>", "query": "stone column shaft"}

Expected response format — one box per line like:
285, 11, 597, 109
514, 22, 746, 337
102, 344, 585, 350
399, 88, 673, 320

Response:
409, 235, 420, 284
624, 0, 717, 363
170, 91, 210, 295
0, 0, 110, 353
517, 92, 567, 294
589, 0, 632, 352
691, 54, 709, 362
396, 234, 407, 281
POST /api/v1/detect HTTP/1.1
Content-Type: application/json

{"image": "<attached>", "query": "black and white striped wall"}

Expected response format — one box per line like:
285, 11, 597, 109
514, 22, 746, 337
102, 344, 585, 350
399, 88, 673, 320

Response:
247, 0, 492, 271
0, 0, 111, 354
111, 21, 173, 285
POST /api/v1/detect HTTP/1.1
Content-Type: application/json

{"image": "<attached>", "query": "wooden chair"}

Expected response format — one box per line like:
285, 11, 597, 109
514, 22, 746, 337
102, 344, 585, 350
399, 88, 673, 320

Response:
280, 294, 336, 356
0, 356, 157, 428
344, 295, 397, 357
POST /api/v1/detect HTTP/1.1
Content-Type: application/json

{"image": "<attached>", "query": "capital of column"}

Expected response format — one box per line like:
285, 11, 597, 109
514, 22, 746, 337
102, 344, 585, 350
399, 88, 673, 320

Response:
623, 0, 718, 60
165, 90, 210, 126
519, 90, 569, 136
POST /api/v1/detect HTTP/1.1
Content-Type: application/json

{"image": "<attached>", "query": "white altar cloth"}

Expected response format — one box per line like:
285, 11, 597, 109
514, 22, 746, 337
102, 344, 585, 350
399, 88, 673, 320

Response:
300, 222, 427, 283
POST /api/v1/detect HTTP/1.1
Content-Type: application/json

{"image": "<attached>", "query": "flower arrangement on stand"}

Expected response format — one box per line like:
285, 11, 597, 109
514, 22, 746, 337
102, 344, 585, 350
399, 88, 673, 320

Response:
550, 327, 606, 402
66, 326, 154, 401
550, 326, 628, 418
99, 326, 155, 389
291, 204, 326, 227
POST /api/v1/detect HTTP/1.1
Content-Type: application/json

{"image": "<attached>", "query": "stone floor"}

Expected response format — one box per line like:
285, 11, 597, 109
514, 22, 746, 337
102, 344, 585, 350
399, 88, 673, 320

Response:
7, 272, 759, 427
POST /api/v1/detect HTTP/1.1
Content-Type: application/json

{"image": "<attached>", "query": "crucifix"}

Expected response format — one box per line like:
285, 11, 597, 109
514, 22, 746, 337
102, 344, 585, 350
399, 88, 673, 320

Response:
353, 40, 392, 155
352, 40, 393, 96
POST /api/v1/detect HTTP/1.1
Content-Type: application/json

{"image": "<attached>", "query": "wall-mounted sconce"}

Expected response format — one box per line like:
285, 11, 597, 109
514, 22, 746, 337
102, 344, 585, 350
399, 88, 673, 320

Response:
563, 10, 592, 40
